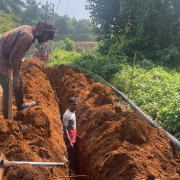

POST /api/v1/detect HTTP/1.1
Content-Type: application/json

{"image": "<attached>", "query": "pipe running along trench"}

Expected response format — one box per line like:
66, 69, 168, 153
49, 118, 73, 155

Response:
94, 74, 180, 151
76, 66, 180, 151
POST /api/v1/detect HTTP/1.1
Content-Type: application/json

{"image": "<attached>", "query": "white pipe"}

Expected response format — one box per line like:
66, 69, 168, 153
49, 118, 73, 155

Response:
94, 74, 180, 151
1, 160, 64, 168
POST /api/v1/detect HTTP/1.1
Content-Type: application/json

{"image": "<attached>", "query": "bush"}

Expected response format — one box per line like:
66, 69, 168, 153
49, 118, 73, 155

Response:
112, 63, 180, 137
54, 34, 94, 42
48, 49, 80, 67
64, 38, 74, 51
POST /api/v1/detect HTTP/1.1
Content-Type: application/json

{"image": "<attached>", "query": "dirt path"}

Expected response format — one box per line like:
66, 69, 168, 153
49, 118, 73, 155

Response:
0, 59, 180, 179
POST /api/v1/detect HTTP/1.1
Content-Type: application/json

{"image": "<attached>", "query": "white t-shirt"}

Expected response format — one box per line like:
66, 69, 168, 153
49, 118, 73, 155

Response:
63, 109, 76, 130
63, 109, 76, 143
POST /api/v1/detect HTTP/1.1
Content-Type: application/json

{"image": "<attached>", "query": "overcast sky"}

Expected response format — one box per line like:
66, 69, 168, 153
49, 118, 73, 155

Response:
23, 0, 90, 20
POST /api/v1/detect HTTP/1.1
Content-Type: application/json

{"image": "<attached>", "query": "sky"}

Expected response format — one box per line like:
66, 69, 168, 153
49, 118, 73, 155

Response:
23, 0, 90, 20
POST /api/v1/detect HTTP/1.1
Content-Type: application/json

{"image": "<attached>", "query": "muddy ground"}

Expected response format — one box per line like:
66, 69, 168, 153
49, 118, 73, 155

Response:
0, 58, 180, 180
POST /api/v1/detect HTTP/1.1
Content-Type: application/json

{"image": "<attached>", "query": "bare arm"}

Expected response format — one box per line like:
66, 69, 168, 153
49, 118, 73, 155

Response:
11, 64, 20, 90
63, 127, 73, 148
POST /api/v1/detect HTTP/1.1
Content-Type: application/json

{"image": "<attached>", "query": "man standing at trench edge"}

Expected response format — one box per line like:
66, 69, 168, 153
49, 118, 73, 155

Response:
63, 97, 78, 174
0, 21, 57, 131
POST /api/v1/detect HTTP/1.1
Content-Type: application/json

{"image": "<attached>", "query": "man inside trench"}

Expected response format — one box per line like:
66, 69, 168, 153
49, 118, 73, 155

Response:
0, 21, 57, 131
63, 97, 78, 174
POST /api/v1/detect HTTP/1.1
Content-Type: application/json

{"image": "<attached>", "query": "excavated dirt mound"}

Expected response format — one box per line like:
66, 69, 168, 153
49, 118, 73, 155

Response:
0, 59, 68, 180
45, 64, 180, 180
1, 59, 180, 180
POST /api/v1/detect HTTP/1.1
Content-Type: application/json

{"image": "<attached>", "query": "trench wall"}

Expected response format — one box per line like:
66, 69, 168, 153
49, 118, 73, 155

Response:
45, 64, 180, 180
0, 59, 68, 180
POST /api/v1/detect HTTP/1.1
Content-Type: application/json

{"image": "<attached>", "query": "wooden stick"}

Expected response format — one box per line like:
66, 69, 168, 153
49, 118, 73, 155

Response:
126, 52, 137, 110
8, 79, 13, 120
27, 140, 39, 145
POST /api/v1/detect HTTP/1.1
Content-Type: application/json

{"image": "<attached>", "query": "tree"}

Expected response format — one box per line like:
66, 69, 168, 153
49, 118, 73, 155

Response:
0, 0, 26, 20
0, 10, 18, 34
118, 0, 180, 64
86, 0, 121, 41
87, 0, 180, 65
39, 1, 54, 22
54, 16, 75, 35
21, 4, 41, 26
74, 19, 92, 34
26, 0, 36, 6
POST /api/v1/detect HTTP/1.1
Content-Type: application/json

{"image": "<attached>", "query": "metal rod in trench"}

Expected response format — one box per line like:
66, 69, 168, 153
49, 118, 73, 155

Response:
0, 153, 64, 180
1, 159, 64, 168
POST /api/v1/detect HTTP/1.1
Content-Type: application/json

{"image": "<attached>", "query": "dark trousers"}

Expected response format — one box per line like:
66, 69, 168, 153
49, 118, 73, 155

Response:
64, 139, 75, 163
0, 73, 24, 119
67, 144, 75, 163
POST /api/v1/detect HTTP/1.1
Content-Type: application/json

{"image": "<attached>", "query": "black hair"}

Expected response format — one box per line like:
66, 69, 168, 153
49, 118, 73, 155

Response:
68, 97, 78, 104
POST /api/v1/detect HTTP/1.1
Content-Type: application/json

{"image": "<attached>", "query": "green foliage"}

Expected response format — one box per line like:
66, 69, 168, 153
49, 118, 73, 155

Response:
54, 34, 94, 42
0, 10, 18, 34
64, 38, 74, 51
73, 19, 92, 34
112, 61, 180, 137
55, 16, 75, 35
48, 49, 81, 67
87, 0, 180, 66
74, 52, 126, 81
26, 0, 36, 6
51, 38, 74, 52
54, 16, 93, 41
54, 16, 93, 35
38, 1, 54, 22
0, 0, 26, 21
21, 4, 41, 26
47, 46, 180, 137
86, 0, 121, 41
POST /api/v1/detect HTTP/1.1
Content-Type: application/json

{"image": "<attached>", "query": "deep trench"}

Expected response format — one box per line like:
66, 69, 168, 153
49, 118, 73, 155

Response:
54, 90, 81, 177
3, 60, 180, 180
44, 76, 81, 179
44, 64, 180, 180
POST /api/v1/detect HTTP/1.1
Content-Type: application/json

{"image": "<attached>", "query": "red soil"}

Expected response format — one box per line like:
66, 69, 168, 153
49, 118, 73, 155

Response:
0, 59, 68, 180
0, 59, 180, 180
45, 64, 180, 180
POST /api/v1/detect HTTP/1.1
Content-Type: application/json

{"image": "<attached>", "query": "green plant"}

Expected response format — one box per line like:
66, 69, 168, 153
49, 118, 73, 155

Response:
112, 64, 180, 137
64, 38, 74, 51
48, 49, 80, 67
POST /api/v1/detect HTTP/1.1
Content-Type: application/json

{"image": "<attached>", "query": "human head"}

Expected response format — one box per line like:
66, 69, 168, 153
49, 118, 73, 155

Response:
35, 21, 57, 43
68, 97, 78, 112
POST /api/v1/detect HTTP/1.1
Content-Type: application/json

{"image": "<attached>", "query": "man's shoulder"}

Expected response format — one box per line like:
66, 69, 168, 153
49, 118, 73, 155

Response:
64, 109, 76, 118
19, 25, 33, 39
63, 109, 71, 117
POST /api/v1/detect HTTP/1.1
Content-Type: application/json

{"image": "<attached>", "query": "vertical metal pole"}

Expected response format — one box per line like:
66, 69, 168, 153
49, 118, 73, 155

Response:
50, 41, 53, 56
50, 4, 54, 57
8, 79, 13, 120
